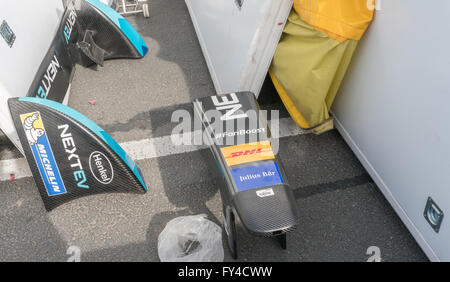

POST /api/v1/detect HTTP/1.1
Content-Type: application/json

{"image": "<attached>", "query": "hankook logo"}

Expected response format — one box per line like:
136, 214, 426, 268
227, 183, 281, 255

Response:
89, 151, 114, 185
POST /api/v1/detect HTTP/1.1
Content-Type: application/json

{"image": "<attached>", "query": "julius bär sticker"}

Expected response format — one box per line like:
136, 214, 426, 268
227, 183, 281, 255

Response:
231, 161, 283, 191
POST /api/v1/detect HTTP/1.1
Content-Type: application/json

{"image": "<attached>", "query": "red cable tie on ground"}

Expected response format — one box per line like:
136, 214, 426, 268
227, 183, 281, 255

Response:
9, 173, 15, 182
89, 100, 97, 105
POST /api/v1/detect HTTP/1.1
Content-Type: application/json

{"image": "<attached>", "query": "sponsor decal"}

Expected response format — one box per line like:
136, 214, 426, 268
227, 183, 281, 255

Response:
256, 188, 275, 198
20, 112, 66, 196
36, 55, 61, 99
212, 93, 248, 121
230, 161, 283, 192
64, 6, 77, 44
89, 151, 114, 184
58, 124, 90, 189
221, 141, 275, 166
34, 5, 77, 99
214, 127, 266, 140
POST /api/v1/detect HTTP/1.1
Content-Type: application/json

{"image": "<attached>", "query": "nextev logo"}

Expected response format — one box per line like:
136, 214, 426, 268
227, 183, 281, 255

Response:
89, 151, 114, 184
64, 6, 77, 44
212, 93, 248, 121
36, 55, 61, 99
58, 124, 90, 189
20, 112, 66, 196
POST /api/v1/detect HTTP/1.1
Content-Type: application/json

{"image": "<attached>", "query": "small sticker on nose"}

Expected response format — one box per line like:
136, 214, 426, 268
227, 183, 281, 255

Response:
256, 188, 274, 198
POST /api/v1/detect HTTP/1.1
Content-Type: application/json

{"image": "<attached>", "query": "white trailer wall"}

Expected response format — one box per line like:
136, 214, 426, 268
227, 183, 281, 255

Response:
185, 0, 292, 97
333, 0, 450, 261
0, 0, 64, 150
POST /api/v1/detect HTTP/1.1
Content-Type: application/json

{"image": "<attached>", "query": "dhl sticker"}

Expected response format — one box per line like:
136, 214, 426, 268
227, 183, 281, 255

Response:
221, 141, 275, 166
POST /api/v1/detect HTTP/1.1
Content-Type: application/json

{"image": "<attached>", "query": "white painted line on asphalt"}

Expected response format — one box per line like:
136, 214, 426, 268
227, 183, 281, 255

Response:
0, 157, 31, 182
0, 118, 308, 181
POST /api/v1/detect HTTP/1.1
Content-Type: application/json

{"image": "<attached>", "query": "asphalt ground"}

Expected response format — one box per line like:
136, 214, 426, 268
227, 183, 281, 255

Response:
0, 0, 428, 261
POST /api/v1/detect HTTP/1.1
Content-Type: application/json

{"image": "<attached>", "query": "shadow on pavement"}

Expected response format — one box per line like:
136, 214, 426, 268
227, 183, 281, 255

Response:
0, 178, 68, 261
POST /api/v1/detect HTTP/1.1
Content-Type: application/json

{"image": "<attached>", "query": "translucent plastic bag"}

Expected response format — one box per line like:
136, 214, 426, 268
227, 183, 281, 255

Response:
157, 214, 224, 262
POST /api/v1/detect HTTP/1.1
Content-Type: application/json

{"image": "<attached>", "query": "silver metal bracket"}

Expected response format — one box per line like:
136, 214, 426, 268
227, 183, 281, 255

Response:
1, 20, 16, 48
424, 197, 444, 233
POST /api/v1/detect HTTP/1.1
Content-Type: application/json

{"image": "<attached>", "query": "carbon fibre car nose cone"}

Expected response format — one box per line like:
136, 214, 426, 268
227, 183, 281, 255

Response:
193, 92, 299, 259
8, 97, 147, 211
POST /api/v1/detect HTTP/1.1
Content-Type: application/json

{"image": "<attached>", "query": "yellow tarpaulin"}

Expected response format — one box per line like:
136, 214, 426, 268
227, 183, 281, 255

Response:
270, 0, 374, 133
294, 0, 375, 42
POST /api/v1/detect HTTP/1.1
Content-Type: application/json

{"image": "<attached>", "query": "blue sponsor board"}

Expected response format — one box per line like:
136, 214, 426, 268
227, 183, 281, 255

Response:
231, 161, 284, 191
21, 112, 66, 196
30, 139, 67, 196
